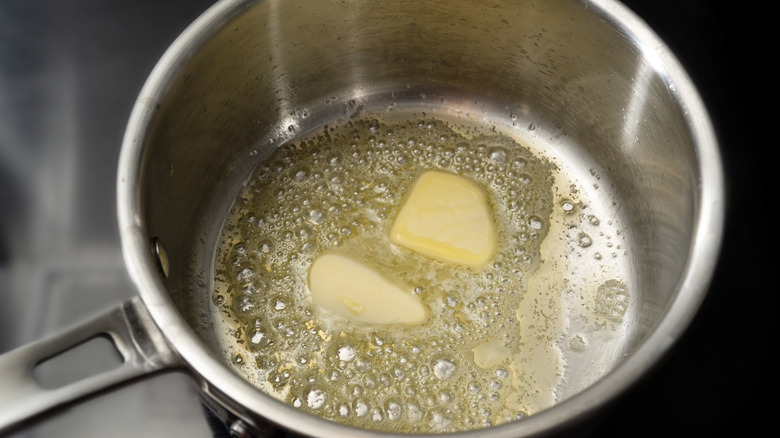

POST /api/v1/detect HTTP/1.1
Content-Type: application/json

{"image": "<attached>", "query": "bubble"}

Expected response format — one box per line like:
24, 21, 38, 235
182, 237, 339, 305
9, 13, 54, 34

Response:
360, 375, 376, 391
338, 345, 357, 362
433, 358, 456, 380
560, 200, 575, 213
274, 298, 288, 311
569, 335, 587, 351
307, 209, 325, 225
386, 399, 403, 421
247, 328, 270, 350
306, 387, 327, 410
595, 279, 629, 321
295, 170, 309, 181
236, 266, 255, 281
406, 401, 424, 423
445, 295, 458, 307
354, 399, 370, 417
234, 295, 256, 314
355, 357, 372, 373
528, 216, 544, 230
259, 240, 273, 253
269, 368, 291, 390
240, 280, 263, 295
577, 232, 593, 248
232, 243, 247, 256
427, 409, 452, 431
298, 226, 312, 239
488, 147, 507, 163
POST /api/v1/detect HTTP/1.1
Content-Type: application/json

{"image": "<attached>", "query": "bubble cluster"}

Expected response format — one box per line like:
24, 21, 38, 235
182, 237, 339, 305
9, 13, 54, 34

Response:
594, 279, 630, 322
212, 117, 556, 432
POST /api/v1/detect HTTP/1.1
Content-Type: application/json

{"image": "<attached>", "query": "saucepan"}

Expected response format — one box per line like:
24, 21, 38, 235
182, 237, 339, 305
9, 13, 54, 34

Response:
0, 0, 724, 436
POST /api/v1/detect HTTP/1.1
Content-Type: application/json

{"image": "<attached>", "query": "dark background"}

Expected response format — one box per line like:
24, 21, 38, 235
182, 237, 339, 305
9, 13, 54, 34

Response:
1, 0, 768, 437
603, 1, 769, 436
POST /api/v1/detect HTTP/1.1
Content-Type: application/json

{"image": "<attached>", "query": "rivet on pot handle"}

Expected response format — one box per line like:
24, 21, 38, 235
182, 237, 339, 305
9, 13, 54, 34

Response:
0, 296, 181, 433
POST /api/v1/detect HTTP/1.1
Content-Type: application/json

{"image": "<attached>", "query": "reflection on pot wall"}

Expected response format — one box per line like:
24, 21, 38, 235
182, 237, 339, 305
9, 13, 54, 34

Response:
0, 0, 763, 437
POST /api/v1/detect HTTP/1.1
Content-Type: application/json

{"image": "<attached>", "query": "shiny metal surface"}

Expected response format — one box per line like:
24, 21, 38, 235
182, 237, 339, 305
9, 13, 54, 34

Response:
118, 0, 722, 436
0, 298, 177, 429
2, 0, 764, 436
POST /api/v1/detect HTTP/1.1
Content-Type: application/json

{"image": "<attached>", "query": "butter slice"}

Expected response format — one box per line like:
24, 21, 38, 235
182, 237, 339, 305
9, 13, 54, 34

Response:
308, 253, 427, 326
390, 170, 496, 266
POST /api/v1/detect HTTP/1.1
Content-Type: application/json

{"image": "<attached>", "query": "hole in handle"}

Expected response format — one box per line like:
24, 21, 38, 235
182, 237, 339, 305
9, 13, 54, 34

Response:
33, 335, 123, 389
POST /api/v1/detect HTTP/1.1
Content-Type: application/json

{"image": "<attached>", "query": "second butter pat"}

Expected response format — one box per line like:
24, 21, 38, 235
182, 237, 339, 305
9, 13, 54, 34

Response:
308, 253, 427, 326
390, 170, 497, 266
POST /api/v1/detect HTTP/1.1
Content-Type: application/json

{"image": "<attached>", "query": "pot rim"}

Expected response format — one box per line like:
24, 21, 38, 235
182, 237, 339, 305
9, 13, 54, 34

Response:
116, 0, 725, 436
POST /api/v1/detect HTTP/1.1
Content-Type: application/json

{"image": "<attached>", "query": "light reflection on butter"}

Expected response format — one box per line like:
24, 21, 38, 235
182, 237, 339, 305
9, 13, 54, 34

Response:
308, 252, 428, 325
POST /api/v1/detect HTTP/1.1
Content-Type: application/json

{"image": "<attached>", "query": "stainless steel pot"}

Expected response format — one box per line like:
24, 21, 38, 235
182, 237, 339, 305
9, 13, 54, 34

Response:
0, 0, 725, 436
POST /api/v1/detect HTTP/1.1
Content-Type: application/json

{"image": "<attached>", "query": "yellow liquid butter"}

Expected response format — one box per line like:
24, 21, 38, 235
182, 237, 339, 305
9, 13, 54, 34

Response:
212, 118, 563, 432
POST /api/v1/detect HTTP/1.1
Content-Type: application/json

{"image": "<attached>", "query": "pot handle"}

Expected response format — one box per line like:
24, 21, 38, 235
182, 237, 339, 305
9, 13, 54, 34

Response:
0, 296, 181, 433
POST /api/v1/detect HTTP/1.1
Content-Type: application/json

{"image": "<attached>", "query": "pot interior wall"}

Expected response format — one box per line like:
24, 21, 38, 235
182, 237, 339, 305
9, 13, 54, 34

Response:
137, 0, 697, 411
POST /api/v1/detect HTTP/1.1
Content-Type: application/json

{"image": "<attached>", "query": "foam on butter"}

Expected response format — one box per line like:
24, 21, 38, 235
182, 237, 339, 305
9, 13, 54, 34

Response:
308, 252, 427, 326
390, 170, 496, 266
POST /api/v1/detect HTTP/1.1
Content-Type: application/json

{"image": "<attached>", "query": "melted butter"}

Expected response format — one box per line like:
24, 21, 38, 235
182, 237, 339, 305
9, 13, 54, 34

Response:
472, 340, 511, 369
211, 117, 568, 433
511, 201, 568, 414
